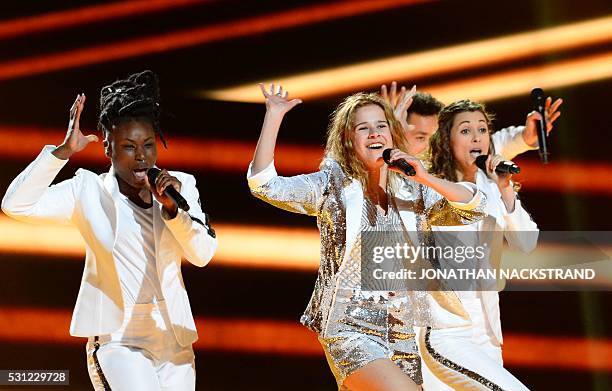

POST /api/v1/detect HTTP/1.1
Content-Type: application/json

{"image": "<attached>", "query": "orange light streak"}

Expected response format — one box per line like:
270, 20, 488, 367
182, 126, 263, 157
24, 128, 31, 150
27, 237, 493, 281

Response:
0, 217, 611, 288
0, 0, 207, 40
0, 307, 610, 370
425, 51, 612, 103
203, 15, 612, 102
0, 217, 320, 271
0, 0, 432, 81
1, 126, 611, 194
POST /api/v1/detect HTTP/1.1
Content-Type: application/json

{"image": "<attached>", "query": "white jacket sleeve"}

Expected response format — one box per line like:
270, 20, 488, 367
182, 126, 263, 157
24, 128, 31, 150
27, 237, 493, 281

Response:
503, 197, 539, 253
492, 126, 537, 160
1, 145, 81, 225
162, 174, 217, 267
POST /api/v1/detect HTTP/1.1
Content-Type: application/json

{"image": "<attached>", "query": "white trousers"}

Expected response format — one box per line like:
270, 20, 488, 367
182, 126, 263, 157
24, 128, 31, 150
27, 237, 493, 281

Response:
86, 301, 195, 391
417, 299, 528, 391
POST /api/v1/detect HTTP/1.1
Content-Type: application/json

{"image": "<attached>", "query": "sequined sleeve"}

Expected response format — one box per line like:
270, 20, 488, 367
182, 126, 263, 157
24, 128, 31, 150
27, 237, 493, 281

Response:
422, 182, 486, 226
247, 160, 330, 216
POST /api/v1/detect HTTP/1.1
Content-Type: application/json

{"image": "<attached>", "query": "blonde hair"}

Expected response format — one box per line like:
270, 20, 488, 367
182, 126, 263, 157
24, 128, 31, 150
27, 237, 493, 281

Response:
323, 92, 410, 190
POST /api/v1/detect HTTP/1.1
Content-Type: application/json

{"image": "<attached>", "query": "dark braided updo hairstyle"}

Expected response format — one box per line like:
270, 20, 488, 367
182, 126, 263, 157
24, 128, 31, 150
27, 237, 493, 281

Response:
98, 70, 167, 148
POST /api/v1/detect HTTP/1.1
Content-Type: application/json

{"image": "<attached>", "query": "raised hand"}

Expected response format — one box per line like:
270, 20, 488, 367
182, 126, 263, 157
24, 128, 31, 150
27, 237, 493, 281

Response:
380, 81, 416, 132
259, 83, 302, 116
53, 94, 99, 159
251, 83, 301, 175
523, 96, 563, 147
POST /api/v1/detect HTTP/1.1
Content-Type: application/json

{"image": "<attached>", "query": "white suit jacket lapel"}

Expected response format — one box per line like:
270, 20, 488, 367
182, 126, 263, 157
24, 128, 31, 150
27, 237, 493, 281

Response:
343, 179, 363, 264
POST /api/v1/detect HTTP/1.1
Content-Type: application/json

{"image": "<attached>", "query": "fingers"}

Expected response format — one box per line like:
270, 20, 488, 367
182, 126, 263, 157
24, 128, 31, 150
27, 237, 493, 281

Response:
69, 95, 79, 118
485, 154, 494, 173
288, 98, 302, 109
260, 83, 292, 98
546, 110, 561, 134
389, 148, 413, 162
489, 155, 504, 171
380, 84, 388, 101
549, 97, 563, 113
396, 86, 407, 106
155, 170, 181, 196
527, 111, 542, 122
548, 111, 561, 124
258, 82, 278, 98
258, 83, 268, 97
544, 96, 552, 110
390, 81, 397, 105
397, 85, 416, 111
85, 134, 99, 143
74, 93, 85, 128
68, 94, 86, 136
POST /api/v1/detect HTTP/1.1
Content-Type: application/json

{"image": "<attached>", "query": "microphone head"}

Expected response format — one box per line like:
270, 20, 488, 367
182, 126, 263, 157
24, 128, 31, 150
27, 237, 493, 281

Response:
531, 87, 544, 104
475, 154, 488, 171
146, 167, 161, 185
382, 148, 393, 164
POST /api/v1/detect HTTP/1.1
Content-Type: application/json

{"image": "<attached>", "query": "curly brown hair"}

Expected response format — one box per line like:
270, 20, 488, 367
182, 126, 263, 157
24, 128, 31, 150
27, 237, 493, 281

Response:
428, 99, 495, 182
323, 93, 409, 190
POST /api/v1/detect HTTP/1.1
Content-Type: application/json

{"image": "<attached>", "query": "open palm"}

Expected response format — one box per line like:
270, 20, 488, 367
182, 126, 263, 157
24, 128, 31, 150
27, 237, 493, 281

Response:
259, 83, 302, 115
63, 94, 98, 154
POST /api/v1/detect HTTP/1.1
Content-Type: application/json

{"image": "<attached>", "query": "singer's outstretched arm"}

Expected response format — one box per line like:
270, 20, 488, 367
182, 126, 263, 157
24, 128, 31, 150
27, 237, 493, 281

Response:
385, 148, 476, 203
248, 83, 332, 216
251, 83, 302, 176
2, 95, 96, 224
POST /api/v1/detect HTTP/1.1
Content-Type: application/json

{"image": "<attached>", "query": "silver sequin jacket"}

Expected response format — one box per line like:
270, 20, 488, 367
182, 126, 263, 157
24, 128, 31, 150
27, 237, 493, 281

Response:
247, 159, 485, 334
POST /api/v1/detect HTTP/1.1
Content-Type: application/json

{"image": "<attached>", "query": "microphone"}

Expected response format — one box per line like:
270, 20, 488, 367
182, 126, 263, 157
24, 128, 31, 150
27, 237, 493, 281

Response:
147, 168, 190, 211
382, 148, 416, 176
530, 87, 550, 164
475, 155, 520, 175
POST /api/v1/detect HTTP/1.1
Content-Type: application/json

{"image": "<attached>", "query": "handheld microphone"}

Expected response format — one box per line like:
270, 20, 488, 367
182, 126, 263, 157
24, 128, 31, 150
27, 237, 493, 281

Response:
530, 87, 550, 164
475, 155, 520, 175
147, 168, 190, 211
382, 148, 416, 176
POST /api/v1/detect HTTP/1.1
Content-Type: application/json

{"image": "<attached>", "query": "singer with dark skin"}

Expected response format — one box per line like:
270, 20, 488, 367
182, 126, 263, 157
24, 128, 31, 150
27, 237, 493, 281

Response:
2, 70, 216, 391
53, 110, 180, 216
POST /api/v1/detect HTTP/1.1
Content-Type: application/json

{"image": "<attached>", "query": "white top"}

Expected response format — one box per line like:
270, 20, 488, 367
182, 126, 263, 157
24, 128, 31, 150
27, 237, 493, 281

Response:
433, 169, 538, 343
1, 146, 217, 346
114, 194, 164, 305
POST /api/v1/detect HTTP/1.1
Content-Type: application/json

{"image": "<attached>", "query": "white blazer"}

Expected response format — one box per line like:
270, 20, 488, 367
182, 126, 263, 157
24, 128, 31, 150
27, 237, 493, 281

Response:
473, 170, 538, 345
2, 146, 217, 346
433, 169, 538, 345
490, 125, 537, 160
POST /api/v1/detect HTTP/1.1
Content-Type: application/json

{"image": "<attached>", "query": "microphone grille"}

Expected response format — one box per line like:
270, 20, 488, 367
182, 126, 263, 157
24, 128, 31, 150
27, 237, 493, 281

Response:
475, 154, 488, 171
146, 167, 161, 184
531, 87, 544, 103
382, 148, 392, 164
